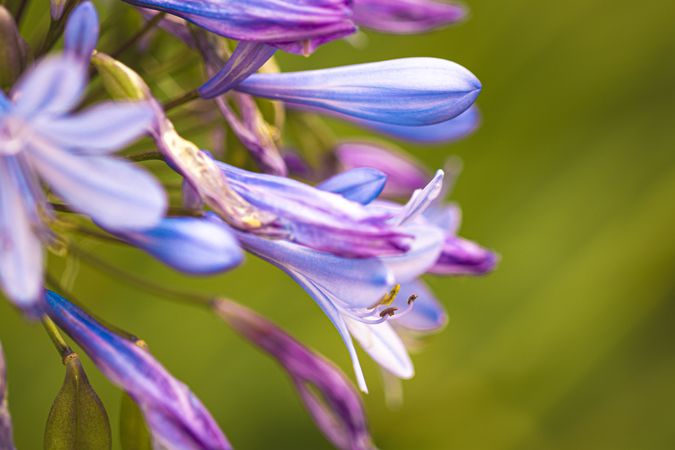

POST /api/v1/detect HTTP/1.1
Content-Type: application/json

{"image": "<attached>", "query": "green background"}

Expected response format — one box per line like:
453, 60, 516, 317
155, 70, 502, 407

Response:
2, 0, 675, 449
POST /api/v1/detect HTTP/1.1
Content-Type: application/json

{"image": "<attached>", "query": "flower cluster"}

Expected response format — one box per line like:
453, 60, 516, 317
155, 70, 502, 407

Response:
0, 0, 497, 448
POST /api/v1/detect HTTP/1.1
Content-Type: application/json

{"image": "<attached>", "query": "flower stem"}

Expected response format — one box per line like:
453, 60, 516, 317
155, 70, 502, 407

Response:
36, 0, 81, 57
68, 243, 215, 308
125, 150, 165, 162
111, 12, 166, 59
13, 0, 30, 26
42, 316, 74, 362
163, 89, 200, 112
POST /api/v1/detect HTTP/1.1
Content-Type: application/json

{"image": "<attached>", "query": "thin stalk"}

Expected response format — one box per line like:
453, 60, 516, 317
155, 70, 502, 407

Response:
68, 243, 215, 307
163, 89, 200, 112
125, 150, 165, 162
111, 12, 166, 58
42, 316, 74, 361
13, 0, 30, 26
36, 0, 80, 57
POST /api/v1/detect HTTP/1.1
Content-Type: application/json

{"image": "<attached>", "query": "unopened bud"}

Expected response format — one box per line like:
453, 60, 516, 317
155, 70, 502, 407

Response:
0, 6, 28, 89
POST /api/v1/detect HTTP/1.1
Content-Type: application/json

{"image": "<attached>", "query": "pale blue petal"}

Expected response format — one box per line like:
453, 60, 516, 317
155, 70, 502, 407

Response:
28, 142, 166, 230
393, 280, 447, 332
0, 158, 43, 310
317, 167, 387, 205
64, 1, 99, 62
344, 317, 414, 379
33, 102, 154, 154
114, 215, 243, 274
12, 55, 85, 119
394, 170, 444, 225
381, 224, 444, 283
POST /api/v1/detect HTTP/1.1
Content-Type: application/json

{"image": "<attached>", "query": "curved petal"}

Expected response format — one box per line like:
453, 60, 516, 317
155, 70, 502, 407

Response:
28, 141, 166, 230
317, 167, 387, 205
113, 215, 243, 275
381, 224, 444, 283
353, 0, 466, 34
11, 55, 85, 119
344, 317, 414, 379
33, 102, 154, 154
0, 158, 43, 311
394, 169, 444, 225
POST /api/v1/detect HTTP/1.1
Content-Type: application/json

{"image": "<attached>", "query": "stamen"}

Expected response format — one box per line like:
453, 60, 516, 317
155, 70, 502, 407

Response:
368, 284, 401, 309
379, 307, 398, 318
407, 294, 418, 305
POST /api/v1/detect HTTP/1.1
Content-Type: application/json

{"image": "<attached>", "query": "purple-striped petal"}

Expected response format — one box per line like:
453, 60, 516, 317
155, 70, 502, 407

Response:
44, 291, 232, 450
33, 102, 154, 154
112, 215, 243, 275
199, 41, 276, 98
334, 142, 430, 198
11, 55, 85, 119
353, 0, 466, 34
27, 141, 166, 230
214, 300, 375, 450
237, 58, 481, 126
430, 236, 499, 275
64, 1, 99, 63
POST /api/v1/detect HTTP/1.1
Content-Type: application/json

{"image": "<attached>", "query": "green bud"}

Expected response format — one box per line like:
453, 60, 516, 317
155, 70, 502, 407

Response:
44, 354, 111, 450
0, 5, 28, 89
91, 52, 150, 101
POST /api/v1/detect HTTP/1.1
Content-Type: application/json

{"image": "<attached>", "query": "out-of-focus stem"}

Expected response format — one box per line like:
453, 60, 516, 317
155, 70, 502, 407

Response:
42, 316, 74, 361
163, 89, 200, 112
111, 12, 166, 58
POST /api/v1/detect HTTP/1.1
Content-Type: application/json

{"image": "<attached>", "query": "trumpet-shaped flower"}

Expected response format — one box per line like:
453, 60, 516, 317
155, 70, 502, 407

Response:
353, 0, 466, 34
123, 0, 355, 55
44, 291, 231, 450
0, 55, 166, 311
235, 58, 481, 126
214, 300, 375, 450
0, 343, 15, 450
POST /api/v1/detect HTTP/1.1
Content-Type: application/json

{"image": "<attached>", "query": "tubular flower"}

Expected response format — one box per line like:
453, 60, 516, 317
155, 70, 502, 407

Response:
0, 343, 15, 450
44, 291, 232, 450
214, 300, 375, 450
235, 170, 447, 391
353, 0, 466, 34
122, 0, 356, 55
235, 58, 481, 126
0, 55, 166, 311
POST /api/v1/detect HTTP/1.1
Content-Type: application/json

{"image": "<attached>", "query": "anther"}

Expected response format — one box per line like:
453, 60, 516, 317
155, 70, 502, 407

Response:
379, 307, 398, 318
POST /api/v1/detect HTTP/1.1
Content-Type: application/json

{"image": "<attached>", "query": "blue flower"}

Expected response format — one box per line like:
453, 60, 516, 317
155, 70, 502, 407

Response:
44, 291, 232, 450
0, 55, 166, 311
64, 1, 99, 64
123, 0, 355, 55
235, 58, 481, 126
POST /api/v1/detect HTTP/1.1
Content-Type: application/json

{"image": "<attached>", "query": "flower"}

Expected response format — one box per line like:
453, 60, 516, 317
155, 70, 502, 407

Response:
213, 300, 375, 450
64, 1, 99, 64
44, 291, 232, 450
123, 0, 356, 55
0, 55, 166, 311
0, 342, 15, 450
110, 214, 244, 275
235, 58, 481, 126
353, 0, 466, 34
234, 170, 447, 391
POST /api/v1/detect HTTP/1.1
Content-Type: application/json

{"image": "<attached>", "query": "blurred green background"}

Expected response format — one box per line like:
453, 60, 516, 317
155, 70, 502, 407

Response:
2, 0, 675, 449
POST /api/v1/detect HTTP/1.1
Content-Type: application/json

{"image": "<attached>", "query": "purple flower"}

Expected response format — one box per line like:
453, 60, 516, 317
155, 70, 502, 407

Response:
235, 58, 480, 126
235, 170, 447, 390
0, 55, 166, 311
123, 0, 356, 55
64, 1, 99, 64
218, 161, 412, 258
316, 167, 387, 205
334, 142, 430, 197
0, 343, 15, 450
353, 0, 466, 34
110, 214, 243, 275
213, 300, 375, 450
44, 291, 232, 450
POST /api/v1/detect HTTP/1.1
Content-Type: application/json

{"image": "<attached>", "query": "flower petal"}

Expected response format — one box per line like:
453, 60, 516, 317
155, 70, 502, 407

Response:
392, 280, 447, 332
12, 55, 85, 119
0, 157, 43, 311
317, 167, 387, 205
381, 224, 444, 283
394, 169, 444, 225
64, 1, 99, 62
28, 141, 166, 230
33, 102, 154, 154
344, 317, 414, 379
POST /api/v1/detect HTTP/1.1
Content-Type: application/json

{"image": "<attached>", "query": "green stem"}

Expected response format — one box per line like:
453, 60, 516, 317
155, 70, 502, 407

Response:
68, 243, 215, 307
37, 0, 81, 57
42, 316, 74, 362
125, 150, 165, 162
111, 12, 166, 58
13, 0, 29, 26
163, 89, 200, 112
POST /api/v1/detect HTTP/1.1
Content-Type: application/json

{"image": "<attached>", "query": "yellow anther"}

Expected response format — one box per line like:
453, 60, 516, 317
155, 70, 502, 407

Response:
369, 284, 401, 309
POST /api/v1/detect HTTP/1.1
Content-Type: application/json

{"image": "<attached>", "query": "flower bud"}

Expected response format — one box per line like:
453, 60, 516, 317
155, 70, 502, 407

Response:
0, 6, 27, 89
91, 52, 150, 101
